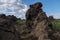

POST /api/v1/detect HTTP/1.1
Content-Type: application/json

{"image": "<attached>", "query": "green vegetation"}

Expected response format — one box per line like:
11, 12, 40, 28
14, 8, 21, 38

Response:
52, 19, 60, 30
16, 18, 60, 31
17, 19, 26, 25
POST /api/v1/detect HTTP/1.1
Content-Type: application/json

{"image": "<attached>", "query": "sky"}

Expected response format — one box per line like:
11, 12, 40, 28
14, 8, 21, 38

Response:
0, 0, 60, 19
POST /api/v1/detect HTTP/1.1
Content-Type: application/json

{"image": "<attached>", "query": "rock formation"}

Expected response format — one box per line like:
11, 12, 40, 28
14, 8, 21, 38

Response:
0, 2, 60, 40
26, 2, 55, 40
0, 14, 21, 40
48, 16, 54, 22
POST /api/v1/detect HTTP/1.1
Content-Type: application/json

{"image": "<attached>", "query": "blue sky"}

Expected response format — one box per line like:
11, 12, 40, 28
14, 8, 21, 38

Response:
22, 0, 60, 19
0, 0, 60, 19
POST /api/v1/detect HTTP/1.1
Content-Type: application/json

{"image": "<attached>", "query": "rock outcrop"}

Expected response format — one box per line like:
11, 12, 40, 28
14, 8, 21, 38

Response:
0, 14, 21, 40
26, 2, 54, 40
48, 16, 54, 22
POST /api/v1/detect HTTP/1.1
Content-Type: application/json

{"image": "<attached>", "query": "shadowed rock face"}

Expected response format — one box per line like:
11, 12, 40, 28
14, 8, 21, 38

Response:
26, 2, 43, 29
30, 2, 42, 9
0, 14, 21, 40
26, 2, 55, 40
48, 16, 54, 22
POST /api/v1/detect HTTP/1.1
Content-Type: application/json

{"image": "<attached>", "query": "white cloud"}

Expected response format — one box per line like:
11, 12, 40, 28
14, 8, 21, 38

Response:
0, 0, 8, 3
0, 0, 16, 3
0, 0, 28, 19
47, 13, 60, 19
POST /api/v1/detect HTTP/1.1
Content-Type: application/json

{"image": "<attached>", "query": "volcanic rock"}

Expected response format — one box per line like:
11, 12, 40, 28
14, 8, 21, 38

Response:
0, 14, 21, 40
26, 2, 54, 40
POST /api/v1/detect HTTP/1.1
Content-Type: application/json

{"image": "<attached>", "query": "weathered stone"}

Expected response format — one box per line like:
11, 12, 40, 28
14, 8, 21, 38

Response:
48, 16, 54, 22
0, 14, 21, 40
26, 2, 43, 29
26, 2, 55, 40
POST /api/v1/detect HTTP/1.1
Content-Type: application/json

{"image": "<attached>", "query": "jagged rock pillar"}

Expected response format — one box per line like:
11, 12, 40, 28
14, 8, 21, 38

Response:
26, 2, 54, 40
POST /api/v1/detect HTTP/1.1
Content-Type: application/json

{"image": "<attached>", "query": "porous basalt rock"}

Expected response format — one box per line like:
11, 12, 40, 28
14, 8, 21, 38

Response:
26, 2, 43, 29
0, 14, 21, 40
26, 2, 55, 40
48, 16, 54, 22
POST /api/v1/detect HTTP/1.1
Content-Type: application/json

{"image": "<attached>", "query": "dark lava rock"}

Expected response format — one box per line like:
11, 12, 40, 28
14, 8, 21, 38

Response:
26, 2, 43, 29
0, 14, 21, 40
26, 2, 55, 40
48, 16, 54, 22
